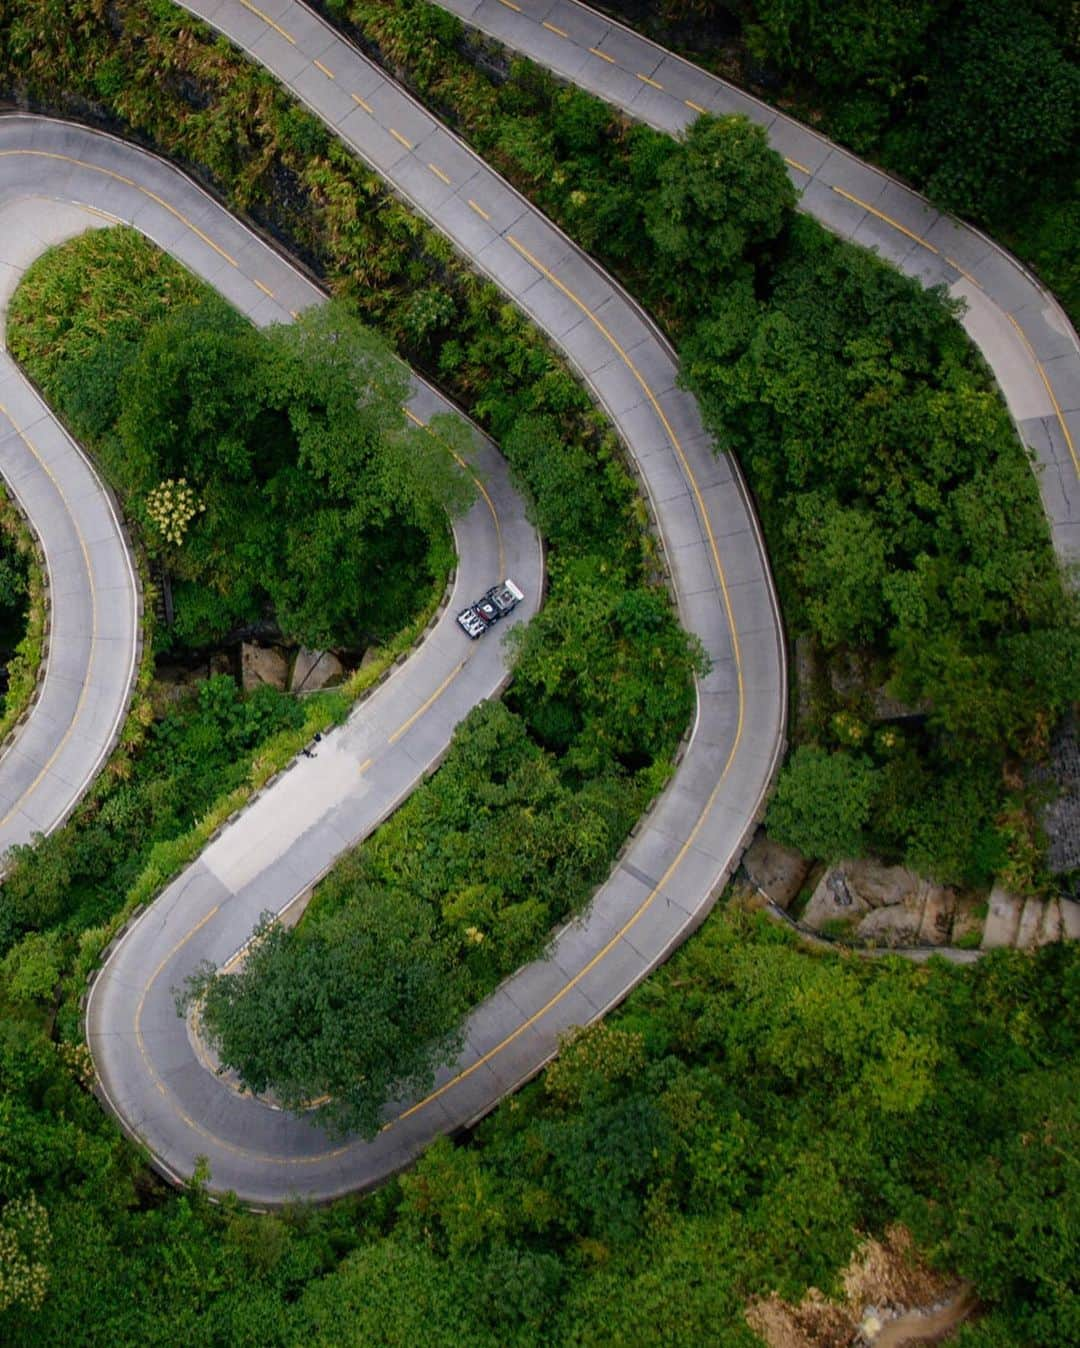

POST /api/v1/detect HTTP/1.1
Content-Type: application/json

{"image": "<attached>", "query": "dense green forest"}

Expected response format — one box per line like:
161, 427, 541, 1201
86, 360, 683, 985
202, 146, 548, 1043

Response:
318, 0, 1079, 890
4, 213, 697, 1133
3, 909, 1077, 1343
0, 2, 1077, 1342
10, 230, 470, 651
594, 0, 1080, 321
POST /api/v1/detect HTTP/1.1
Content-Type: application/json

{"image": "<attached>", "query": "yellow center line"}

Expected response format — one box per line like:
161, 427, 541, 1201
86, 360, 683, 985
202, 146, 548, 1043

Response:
134, 902, 221, 1074
497, 0, 522, 9
831, 185, 938, 253
684, 98, 707, 115
389, 128, 413, 151
589, 47, 616, 63
0, 404, 98, 831
0, 150, 238, 267
468, 199, 491, 221
253, 279, 276, 299
945, 255, 982, 290
543, 21, 569, 37
357, 757, 373, 775
237, 0, 295, 45
388, 661, 466, 745
785, 156, 811, 176
313, 59, 335, 81
351, 93, 374, 114
428, 163, 452, 186
1004, 314, 1080, 476
637, 73, 664, 90
405, 407, 505, 573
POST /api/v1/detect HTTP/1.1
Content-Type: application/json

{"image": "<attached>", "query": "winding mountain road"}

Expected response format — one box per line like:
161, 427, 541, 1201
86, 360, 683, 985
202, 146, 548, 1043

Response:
72, 0, 1076, 1206
433, 0, 1080, 563
81, 0, 787, 1205
0, 161, 141, 860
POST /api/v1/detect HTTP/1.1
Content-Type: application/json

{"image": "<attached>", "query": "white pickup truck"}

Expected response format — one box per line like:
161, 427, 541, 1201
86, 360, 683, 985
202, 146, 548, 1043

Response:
457, 578, 524, 639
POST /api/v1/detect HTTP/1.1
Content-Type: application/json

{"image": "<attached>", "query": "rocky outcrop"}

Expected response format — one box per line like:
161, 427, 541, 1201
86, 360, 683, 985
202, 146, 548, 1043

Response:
240, 642, 288, 692
802, 858, 960, 948
290, 648, 344, 693
743, 832, 810, 910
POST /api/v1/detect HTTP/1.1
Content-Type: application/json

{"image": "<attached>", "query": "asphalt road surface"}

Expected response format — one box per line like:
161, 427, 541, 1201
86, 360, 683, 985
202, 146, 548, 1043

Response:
432, 0, 1080, 563
85, 0, 1076, 1206
84, 0, 787, 1205
0, 137, 141, 861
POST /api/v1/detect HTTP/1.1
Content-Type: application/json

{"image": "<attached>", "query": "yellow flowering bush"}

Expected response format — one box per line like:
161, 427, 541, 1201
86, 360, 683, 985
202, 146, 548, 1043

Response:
145, 477, 204, 547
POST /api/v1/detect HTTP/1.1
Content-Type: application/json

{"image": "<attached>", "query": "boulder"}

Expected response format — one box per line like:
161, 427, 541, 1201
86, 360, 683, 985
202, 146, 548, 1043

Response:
856, 904, 922, 947
1061, 897, 1080, 942
802, 867, 871, 931
843, 858, 922, 909
1015, 898, 1045, 950
209, 651, 233, 678
915, 884, 956, 946
743, 831, 810, 910
290, 648, 344, 693
241, 642, 288, 693
359, 646, 381, 671
981, 885, 1023, 949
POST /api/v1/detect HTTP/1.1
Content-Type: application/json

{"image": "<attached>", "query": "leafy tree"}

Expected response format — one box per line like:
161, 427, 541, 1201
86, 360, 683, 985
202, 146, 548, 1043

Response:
744, 0, 943, 93
646, 113, 795, 317
186, 889, 465, 1137
766, 745, 878, 860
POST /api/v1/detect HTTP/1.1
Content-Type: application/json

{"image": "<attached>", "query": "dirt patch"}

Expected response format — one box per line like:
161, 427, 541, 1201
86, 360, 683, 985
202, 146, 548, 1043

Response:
746, 1225, 975, 1348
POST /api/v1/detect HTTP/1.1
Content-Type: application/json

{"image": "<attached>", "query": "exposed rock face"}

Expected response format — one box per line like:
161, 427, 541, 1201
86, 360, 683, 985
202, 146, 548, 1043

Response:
1037, 714, 1080, 880
982, 885, 1023, 949
290, 648, 344, 693
803, 867, 871, 930
857, 904, 922, 946
803, 857, 959, 947
241, 642, 288, 692
743, 831, 810, 909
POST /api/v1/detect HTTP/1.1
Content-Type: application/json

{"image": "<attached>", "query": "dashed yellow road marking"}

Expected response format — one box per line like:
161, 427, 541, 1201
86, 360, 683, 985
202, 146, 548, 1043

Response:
945, 256, 982, 290
253, 279, 275, 299
405, 410, 504, 573
785, 156, 811, 175
637, 73, 664, 90
832, 185, 938, 252
428, 163, 452, 186
357, 757, 373, 775
389, 662, 466, 745
1005, 313, 1080, 476
389, 128, 413, 150
589, 46, 616, 63
237, 0, 295, 45
313, 59, 335, 81
0, 404, 97, 830
496, 0, 522, 10
684, 98, 707, 115
543, 21, 569, 37
351, 93, 373, 114
468, 199, 491, 221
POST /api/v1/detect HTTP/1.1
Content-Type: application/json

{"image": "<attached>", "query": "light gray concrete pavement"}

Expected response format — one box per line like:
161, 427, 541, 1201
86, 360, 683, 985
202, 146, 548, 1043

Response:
83, 1, 787, 1202
428, 0, 1080, 565
1, 112, 544, 1198
0, 165, 141, 861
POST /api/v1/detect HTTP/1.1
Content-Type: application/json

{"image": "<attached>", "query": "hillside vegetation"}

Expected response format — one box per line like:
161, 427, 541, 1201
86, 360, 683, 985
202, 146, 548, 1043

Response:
323, 0, 1080, 889
0, 3, 1075, 1343
595, 0, 1080, 322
